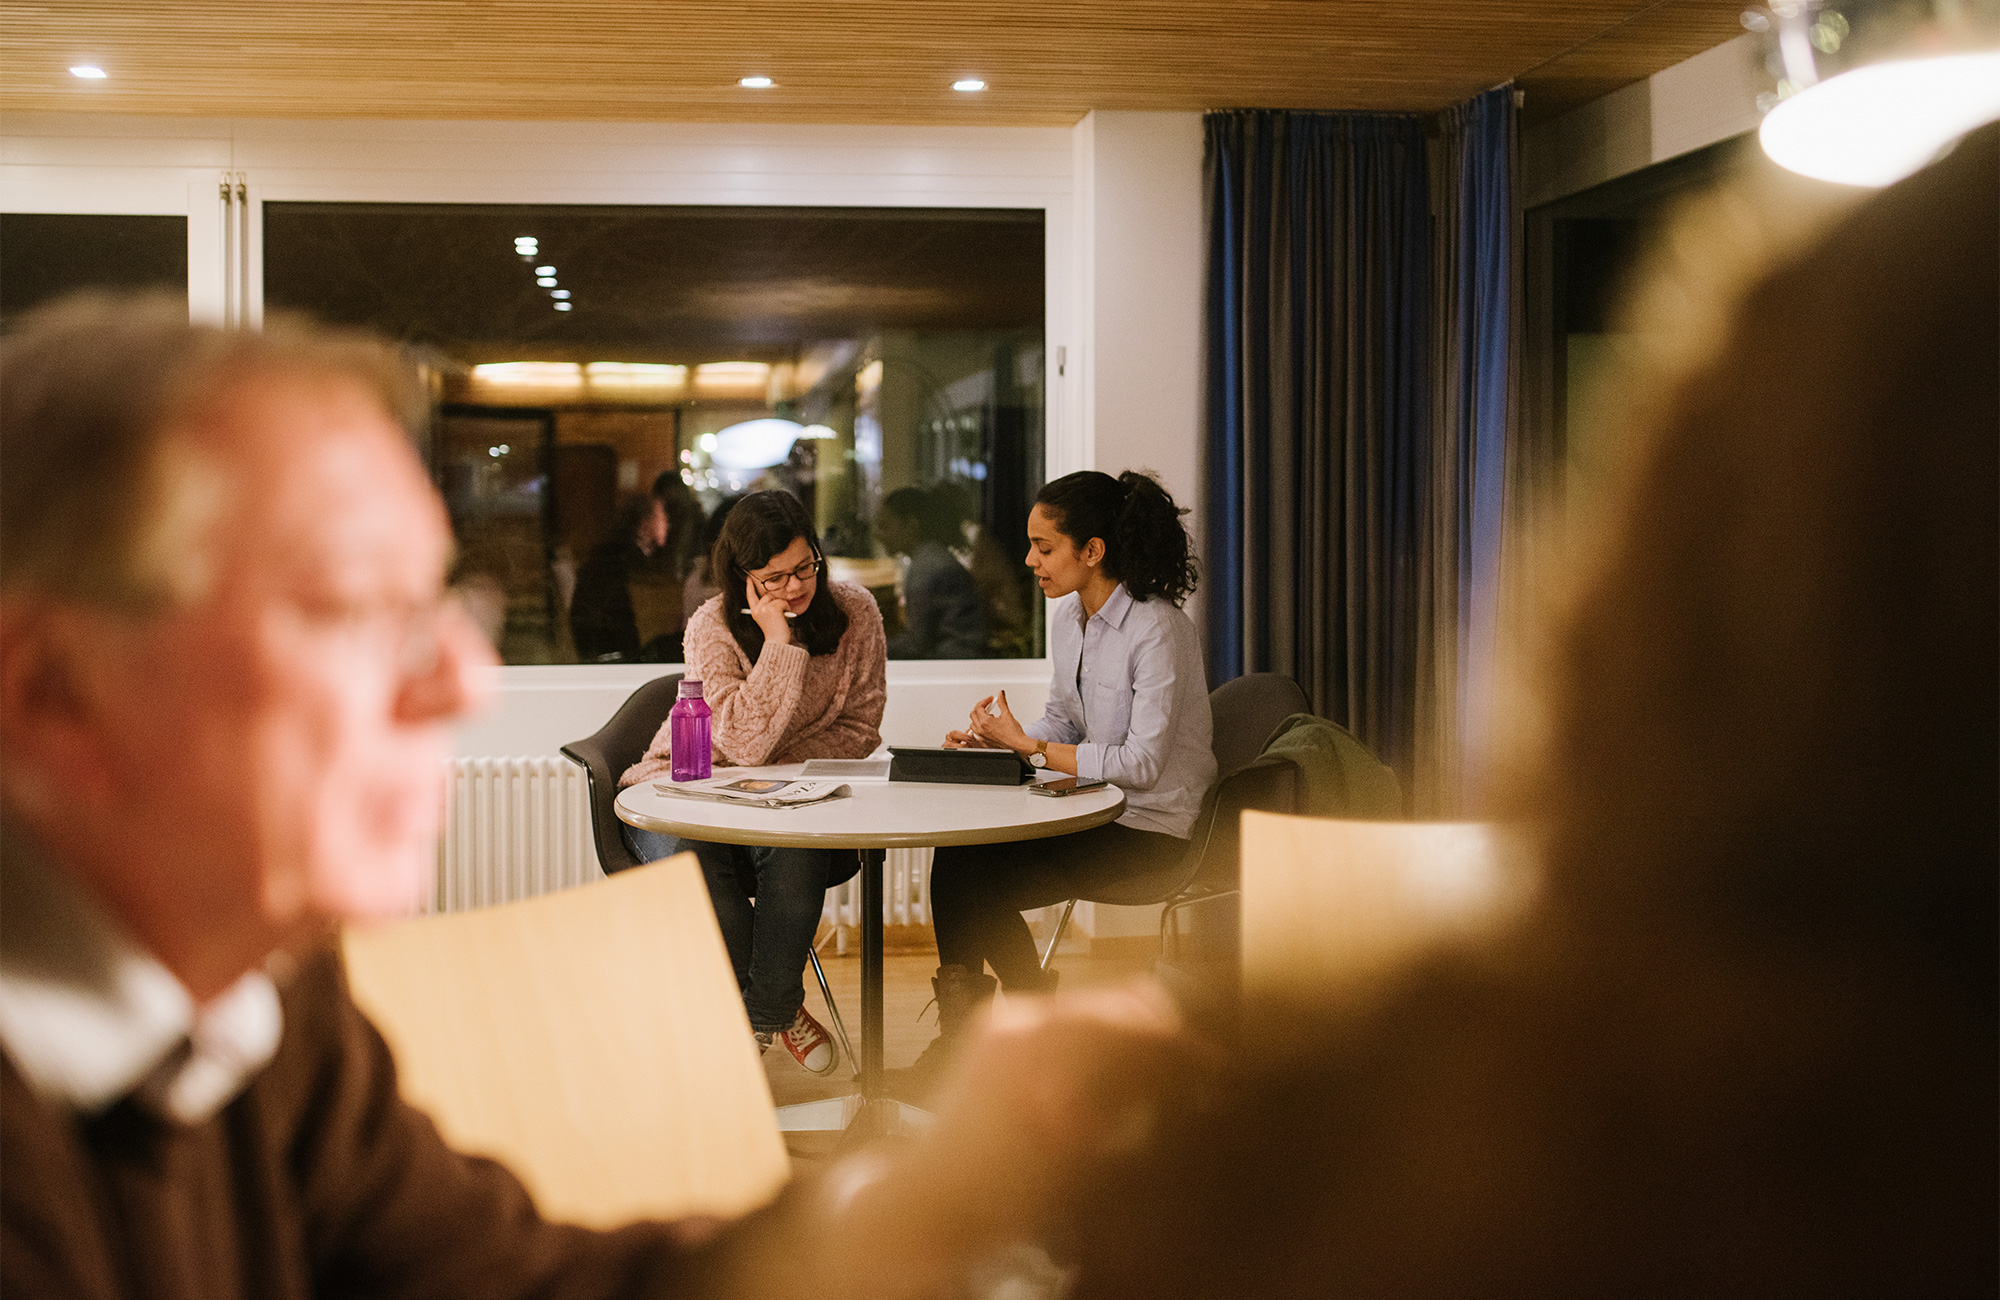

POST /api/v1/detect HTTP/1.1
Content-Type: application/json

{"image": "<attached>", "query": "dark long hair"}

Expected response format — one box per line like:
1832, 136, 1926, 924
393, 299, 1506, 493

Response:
1035, 469, 1198, 607
651, 469, 705, 574
711, 490, 849, 658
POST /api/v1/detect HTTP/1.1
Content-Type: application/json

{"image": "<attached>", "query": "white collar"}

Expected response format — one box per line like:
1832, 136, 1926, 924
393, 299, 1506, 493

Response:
0, 828, 282, 1124
1080, 582, 1134, 630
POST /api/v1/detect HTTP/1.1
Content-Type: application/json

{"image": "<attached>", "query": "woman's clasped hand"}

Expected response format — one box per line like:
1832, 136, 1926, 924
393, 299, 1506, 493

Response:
946, 690, 1023, 750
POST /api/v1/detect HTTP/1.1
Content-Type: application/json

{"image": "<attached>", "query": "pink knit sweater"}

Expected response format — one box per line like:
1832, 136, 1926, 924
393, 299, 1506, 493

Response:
619, 580, 886, 785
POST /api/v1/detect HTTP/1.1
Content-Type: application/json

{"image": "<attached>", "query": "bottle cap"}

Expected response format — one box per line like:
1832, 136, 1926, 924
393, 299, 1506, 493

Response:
678, 679, 704, 698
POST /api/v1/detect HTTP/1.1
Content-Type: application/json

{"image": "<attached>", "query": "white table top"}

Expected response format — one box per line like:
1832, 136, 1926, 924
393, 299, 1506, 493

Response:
615, 764, 1127, 850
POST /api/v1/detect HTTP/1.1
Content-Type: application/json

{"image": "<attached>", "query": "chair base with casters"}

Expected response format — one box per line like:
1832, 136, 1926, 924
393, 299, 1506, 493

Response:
558, 672, 857, 1085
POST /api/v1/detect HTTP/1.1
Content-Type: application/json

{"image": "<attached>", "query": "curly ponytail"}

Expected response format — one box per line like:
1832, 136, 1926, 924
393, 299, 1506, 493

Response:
1035, 469, 1198, 607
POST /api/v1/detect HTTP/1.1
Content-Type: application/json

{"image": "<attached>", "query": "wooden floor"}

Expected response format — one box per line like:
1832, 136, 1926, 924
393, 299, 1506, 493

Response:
763, 937, 1159, 1160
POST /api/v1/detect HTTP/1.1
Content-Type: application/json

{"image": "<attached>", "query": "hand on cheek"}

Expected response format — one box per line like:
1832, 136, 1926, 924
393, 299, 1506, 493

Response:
746, 577, 794, 645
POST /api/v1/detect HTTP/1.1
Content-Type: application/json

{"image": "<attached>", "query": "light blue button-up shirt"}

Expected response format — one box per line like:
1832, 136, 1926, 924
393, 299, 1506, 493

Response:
1024, 585, 1216, 839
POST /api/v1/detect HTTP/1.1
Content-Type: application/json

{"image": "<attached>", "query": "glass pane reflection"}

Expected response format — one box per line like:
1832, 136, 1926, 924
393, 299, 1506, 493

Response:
264, 202, 1046, 663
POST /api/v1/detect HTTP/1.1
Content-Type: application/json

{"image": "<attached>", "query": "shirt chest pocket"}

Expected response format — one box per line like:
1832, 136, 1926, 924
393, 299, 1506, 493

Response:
1083, 680, 1133, 744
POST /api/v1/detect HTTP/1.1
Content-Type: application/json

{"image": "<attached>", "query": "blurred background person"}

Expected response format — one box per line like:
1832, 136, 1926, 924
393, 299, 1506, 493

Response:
1060, 125, 1997, 1299
932, 478, 1032, 657
878, 485, 986, 659
568, 472, 701, 663
681, 492, 741, 640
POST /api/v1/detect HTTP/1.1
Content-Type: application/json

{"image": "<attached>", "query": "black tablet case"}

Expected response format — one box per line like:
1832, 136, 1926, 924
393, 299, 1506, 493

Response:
886, 746, 1035, 786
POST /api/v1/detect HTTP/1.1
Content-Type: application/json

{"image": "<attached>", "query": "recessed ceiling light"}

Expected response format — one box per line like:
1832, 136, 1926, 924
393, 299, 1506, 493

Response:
69, 65, 107, 79
535, 265, 555, 275
551, 289, 571, 299
554, 302, 573, 311
537, 276, 557, 287
952, 79, 986, 93
739, 76, 775, 89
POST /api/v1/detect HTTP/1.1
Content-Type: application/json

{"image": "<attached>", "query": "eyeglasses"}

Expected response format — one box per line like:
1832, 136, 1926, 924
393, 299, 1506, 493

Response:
750, 557, 822, 594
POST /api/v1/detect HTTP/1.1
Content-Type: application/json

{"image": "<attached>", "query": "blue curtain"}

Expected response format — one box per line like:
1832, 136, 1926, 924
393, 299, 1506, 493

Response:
1204, 90, 1518, 807
1204, 109, 1432, 784
1435, 88, 1518, 809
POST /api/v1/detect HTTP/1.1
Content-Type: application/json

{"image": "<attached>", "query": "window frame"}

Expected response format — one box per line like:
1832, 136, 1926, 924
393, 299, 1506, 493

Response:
2, 113, 1078, 698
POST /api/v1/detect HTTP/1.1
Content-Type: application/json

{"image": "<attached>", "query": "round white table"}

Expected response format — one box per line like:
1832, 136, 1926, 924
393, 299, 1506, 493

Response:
617, 765, 1125, 1134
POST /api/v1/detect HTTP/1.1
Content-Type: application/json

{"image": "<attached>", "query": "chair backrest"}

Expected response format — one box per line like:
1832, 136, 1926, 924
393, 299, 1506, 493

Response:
341, 854, 788, 1228
1208, 672, 1312, 779
1169, 672, 1313, 895
1090, 674, 1313, 907
1239, 811, 1522, 1011
560, 673, 683, 875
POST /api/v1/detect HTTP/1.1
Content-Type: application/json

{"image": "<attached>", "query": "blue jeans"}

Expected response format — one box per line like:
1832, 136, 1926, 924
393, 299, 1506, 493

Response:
624, 826, 841, 1033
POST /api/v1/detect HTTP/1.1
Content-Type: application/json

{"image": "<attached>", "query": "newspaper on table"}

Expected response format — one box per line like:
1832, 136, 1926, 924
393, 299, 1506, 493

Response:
653, 775, 852, 809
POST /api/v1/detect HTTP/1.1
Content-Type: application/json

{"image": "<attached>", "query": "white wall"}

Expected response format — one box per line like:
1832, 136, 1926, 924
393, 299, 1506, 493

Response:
455, 661, 1052, 757
1067, 110, 1207, 942
1072, 110, 1208, 639
1522, 34, 1763, 208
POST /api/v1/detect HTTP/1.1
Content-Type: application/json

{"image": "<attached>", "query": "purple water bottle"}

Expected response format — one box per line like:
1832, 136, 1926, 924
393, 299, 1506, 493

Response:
668, 680, 712, 782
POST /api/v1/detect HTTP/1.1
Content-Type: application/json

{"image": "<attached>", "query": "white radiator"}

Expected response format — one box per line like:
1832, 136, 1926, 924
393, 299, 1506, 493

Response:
434, 757, 935, 932
434, 757, 600, 913
823, 849, 933, 951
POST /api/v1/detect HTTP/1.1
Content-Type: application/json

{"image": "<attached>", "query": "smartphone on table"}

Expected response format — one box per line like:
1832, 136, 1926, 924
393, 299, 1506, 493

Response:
1029, 776, 1110, 797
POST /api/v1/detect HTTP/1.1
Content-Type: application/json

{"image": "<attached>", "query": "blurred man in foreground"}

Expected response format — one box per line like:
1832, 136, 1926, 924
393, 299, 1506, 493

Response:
0, 296, 1186, 1298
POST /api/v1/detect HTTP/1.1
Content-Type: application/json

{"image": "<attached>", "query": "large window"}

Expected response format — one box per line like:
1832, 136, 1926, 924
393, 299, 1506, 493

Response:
264, 203, 1046, 665
1527, 135, 1759, 495
0, 213, 186, 327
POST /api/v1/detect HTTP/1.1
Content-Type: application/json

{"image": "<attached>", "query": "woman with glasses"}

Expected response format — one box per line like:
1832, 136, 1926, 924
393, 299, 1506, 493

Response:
620, 489, 886, 1076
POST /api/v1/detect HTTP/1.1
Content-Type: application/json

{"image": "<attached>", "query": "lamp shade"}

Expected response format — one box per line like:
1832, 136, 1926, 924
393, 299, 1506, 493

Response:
1747, 0, 2000, 187
709, 418, 804, 470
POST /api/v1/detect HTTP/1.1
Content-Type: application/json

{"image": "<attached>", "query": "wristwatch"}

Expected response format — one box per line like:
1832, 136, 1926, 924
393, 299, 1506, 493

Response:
1027, 739, 1049, 768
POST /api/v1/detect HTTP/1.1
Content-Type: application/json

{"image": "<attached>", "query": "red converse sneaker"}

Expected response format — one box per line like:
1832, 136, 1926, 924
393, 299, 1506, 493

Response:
778, 1007, 839, 1075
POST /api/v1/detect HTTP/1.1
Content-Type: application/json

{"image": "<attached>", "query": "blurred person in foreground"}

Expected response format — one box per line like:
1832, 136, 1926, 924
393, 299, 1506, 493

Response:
1061, 127, 1998, 1295
0, 294, 1191, 1298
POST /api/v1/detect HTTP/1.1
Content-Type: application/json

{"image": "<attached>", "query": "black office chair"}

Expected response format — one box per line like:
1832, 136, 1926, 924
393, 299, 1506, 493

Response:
1037, 672, 1311, 970
560, 673, 857, 1068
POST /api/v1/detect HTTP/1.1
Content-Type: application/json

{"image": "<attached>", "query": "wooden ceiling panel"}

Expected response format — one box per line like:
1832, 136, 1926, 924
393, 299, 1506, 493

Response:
3, 1, 1749, 125
1516, 0, 1750, 120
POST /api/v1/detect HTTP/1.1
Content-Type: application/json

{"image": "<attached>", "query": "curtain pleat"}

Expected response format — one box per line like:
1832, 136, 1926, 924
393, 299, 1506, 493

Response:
1205, 91, 1517, 810
1426, 88, 1519, 812
1204, 110, 1431, 787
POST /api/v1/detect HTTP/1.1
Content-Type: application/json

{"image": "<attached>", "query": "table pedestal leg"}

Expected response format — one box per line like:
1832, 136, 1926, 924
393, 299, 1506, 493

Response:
860, 846, 884, 1099
775, 845, 930, 1139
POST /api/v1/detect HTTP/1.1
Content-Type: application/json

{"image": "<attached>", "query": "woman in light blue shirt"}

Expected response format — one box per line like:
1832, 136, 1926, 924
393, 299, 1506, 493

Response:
910, 470, 1216, 1078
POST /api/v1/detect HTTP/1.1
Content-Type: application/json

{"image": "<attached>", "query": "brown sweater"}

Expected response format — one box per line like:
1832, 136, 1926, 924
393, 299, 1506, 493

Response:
621, 581, 886, 784
0, 947, 760, 1300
